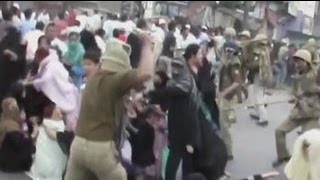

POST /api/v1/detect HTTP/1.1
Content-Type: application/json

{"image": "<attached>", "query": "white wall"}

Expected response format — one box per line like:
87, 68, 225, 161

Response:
15, 1, 35, 10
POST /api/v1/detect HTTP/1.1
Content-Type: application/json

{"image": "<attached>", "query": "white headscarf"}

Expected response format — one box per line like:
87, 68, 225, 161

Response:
34, 50, 77, 113
285, 129, 320, 180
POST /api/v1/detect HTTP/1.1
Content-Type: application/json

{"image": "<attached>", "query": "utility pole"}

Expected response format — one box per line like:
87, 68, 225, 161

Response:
129, 1, 135, 17
243, 1, 249, 28
313, 1, 320, 36
211, 1, 218, 28
261, 1, 269, 35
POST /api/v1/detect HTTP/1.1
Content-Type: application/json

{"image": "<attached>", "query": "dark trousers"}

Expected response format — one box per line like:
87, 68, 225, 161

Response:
165, 148, 193, 180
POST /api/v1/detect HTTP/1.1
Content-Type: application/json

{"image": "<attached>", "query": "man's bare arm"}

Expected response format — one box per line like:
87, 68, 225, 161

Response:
137, 33, 156, 81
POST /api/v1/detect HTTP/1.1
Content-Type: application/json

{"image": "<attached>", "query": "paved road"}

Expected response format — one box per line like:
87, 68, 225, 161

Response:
227, 90, 297, 180
0, 173, 30, 180
0, 90, 301, 180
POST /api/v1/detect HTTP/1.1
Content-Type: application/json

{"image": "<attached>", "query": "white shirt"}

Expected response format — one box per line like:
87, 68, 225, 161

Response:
80, 83, 86, 91
95, 35, 106, 55
91, 14, 102, 31
176, 33, 198, 49
103, 20, 119, 39
12, 15, 21, 28
51, 38, 68, 55
23, 30, 44, 61
76, 15, 89, 31
86, 16, 96, 32
114, 20, 136, 36
198, 32, 210, 44
37, 12, 50, 25
206, 47, 217, 64
116, 21, 125, 28
20, 12, 36, 21
213, 35, 225, 49
151, 26, 165, 43
31, 119, 67, 179
124, 20, 136, 34
61, 26, 82, 35
174, 27, 181, 40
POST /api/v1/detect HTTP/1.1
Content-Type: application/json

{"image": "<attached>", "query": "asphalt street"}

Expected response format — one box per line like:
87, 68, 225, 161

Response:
227, 90, 296, 180
0, 90, 301, 180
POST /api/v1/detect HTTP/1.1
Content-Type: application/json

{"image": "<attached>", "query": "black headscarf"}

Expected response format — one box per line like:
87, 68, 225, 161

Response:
126, 32, 142, 68
0, 27, 21, 50
167, 59, 194, 94
162, 31, 176, 58
0, 27, 26, 112
80, 29, 100, 53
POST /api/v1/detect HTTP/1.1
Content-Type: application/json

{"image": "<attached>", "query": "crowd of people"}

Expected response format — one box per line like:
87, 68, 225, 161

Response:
0, 2, 319, 180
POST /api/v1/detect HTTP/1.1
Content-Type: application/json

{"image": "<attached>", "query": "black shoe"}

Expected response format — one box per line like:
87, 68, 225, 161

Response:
250, 114, 259, 120
272, 157, 291, 167
265, 91, 273, 96
256, 121, 268, 127
228, 155, 234, 161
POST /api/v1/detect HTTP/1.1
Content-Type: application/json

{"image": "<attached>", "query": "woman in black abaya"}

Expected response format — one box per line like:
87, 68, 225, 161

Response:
0, 27, 26, 112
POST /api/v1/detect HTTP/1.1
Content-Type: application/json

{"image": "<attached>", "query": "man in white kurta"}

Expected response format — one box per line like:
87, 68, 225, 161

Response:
176, 25, 198, 49
22, 22, 45, 62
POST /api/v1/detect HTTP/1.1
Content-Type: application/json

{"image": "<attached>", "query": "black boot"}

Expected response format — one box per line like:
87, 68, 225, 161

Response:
256, 120, 269, 127
249, 114, 259, 120
272, 156, 291, 167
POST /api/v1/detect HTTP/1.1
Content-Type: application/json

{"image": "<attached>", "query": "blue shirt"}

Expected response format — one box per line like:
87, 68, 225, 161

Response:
19, 19, 36, 37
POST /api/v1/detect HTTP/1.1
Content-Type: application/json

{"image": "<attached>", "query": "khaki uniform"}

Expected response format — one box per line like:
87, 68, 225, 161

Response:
251, 43, 273, 87
219, 55, 241, 156
246, 39, 273, 123
239, 42, 250, 69
275, 68, 320, 159
236, 44, 249, 102
219, 97, 236, 157
66, 137, 126, 180
303, 44, 318, 64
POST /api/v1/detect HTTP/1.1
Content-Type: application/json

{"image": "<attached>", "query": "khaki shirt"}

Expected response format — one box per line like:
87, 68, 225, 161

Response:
76, 70, 142, 141
289, 69, 320, 121
303, 45, 318, 63
242, 41, 273, 87
219, 58, 242, 100
253, 46, 273, 87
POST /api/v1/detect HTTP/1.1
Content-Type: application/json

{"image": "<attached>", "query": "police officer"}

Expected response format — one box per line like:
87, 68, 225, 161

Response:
238, 30, 252, 101
273, 49, 320, 167
219, 27, 243, 160
238, 31, 251, 73
246, 34, 273, 126
303, 38, 318, 64
239, 30, 251, 42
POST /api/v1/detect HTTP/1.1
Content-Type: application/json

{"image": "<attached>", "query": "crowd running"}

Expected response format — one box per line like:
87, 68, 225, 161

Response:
0, 2, 319, 180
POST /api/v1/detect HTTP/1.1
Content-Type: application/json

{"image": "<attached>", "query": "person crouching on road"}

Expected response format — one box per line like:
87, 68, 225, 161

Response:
273, 49, 320, 167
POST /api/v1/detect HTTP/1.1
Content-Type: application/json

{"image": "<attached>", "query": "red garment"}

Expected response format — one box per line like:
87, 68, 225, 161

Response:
34, 48, 50, 64
54, 20, 68, 41
67, 10, 77, 26
118, 34, 127, 42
